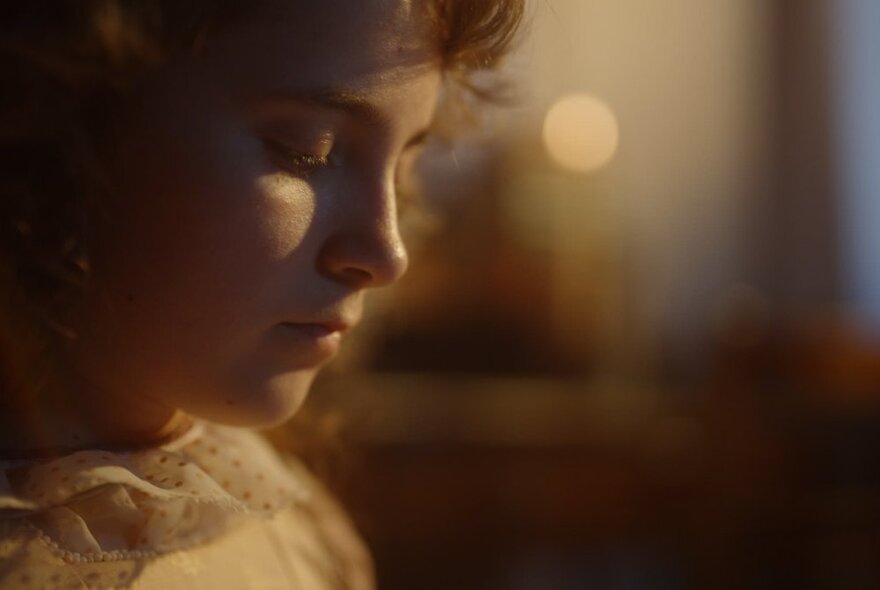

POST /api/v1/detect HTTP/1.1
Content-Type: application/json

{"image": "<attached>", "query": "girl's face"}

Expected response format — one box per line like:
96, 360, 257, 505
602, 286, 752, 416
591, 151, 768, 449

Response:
67, 0, 440, 432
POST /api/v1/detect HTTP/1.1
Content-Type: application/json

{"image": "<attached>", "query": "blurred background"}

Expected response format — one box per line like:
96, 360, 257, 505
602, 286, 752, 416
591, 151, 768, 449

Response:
281, 0, 880, 587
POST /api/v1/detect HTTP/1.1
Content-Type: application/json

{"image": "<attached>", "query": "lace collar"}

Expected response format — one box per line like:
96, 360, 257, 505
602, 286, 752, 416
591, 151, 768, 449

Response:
0, 421, 309, 562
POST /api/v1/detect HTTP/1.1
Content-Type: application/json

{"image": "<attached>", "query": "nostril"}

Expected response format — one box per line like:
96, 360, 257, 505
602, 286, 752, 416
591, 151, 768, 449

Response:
317, 193, 410, 288
318, 234, 407, 288
337, 266, 373, 288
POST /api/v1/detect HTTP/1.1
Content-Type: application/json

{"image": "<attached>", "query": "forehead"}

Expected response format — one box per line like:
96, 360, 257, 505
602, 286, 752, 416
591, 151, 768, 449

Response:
202, 0, 440, 93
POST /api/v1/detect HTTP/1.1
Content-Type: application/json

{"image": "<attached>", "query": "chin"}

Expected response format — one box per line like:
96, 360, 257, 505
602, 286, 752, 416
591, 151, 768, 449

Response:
187, 369, 318, 429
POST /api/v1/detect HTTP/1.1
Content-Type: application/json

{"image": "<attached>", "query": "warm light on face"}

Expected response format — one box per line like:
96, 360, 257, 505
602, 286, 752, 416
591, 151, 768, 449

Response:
543, 93, 620, 174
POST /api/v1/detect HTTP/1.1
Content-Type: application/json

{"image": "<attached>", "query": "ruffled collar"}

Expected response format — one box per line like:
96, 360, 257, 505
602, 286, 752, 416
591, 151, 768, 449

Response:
0, 421, 309, 562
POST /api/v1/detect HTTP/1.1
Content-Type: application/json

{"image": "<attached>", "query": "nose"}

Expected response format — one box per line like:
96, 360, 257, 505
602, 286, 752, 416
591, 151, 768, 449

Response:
317, 175, 409, 289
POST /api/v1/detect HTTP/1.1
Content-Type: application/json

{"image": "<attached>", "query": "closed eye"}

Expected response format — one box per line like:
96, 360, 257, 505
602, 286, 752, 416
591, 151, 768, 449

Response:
262, 137, 333, 176
395, 137, 435, 215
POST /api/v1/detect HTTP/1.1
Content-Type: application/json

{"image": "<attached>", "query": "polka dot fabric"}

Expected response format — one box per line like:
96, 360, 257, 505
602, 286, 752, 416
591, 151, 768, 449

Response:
0, 421, 324, 589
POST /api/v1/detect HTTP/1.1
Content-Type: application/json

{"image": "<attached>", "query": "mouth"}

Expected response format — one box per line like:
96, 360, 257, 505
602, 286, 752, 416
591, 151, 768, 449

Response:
276, 319, 355, 362
281, 321, 349, 338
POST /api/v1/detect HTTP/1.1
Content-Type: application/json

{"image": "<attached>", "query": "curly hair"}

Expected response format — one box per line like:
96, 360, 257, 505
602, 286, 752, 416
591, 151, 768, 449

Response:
0, 0, 524, 400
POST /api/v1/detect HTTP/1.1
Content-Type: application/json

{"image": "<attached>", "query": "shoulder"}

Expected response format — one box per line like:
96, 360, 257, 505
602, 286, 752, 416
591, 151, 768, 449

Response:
280, 457, 376, 590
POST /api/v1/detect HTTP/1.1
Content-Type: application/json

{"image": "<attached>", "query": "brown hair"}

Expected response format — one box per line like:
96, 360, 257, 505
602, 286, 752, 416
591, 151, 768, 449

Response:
0, 0, 524, 400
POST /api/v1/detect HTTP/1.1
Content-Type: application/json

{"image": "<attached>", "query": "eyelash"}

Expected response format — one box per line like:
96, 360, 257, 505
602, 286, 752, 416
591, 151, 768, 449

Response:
394, 151, 428, 214
262, 135, 428, 213
394, 182, 421, 214
289, 153, 331, 169
263, 138, 332, 175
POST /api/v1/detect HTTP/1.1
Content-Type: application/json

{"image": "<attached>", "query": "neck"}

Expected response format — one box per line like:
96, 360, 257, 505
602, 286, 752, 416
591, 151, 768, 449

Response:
0, 381, 189, 458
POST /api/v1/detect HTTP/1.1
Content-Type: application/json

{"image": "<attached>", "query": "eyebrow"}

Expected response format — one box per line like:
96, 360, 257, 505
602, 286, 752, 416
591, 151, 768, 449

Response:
304, 88, 386, 125
262, 87, 432, 149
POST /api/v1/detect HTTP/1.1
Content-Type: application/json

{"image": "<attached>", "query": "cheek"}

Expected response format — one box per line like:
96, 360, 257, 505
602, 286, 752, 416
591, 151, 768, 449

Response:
94, 188, 317, 373
100, 115, 316, 315
80, 120, 321, 411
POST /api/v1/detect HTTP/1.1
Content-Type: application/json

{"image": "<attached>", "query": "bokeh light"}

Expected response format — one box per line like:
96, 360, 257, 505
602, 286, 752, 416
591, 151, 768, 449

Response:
542, 93, 620, 174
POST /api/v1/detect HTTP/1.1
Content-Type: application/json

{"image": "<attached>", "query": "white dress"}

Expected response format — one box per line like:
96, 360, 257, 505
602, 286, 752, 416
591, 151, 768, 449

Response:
0, 421, 374, 589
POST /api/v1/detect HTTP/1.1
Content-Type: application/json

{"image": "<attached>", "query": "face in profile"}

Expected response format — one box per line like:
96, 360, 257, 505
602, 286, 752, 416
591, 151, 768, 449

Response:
66, 0, 441, 432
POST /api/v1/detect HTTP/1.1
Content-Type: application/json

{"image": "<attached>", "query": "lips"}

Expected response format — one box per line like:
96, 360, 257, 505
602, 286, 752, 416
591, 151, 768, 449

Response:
282, 322, 346, 339
276, 319, 354, 363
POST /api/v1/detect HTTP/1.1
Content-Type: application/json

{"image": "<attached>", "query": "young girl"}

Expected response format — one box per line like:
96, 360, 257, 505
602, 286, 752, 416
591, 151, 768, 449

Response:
0, 1, 523, 588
